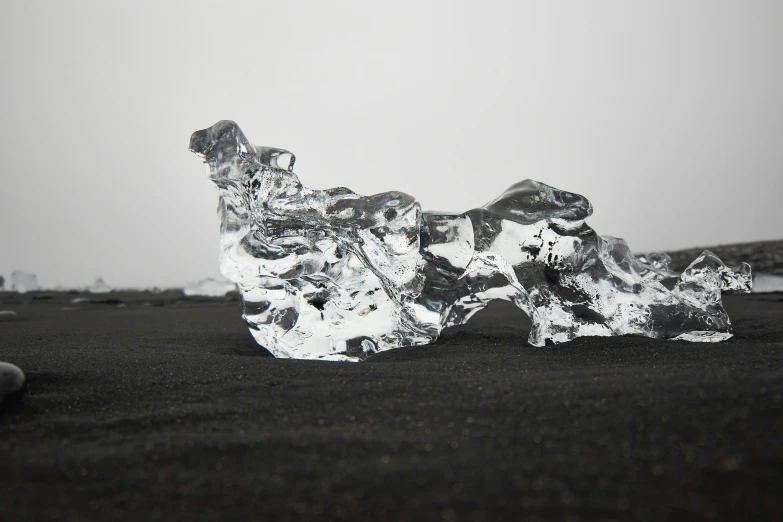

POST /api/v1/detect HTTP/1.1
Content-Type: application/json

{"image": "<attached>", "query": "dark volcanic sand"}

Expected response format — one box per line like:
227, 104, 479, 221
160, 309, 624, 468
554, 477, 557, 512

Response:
0, 291, 782, 521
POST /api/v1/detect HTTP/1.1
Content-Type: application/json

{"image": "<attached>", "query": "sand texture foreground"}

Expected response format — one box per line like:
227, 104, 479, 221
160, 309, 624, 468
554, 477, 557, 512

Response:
1, 291, 782, 521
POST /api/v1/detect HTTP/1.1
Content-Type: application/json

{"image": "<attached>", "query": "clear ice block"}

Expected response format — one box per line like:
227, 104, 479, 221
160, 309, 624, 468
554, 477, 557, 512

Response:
87, 277, 111, 294
184, 278, 237, 298
190, 121, 752, 361
10, 271, 39, 294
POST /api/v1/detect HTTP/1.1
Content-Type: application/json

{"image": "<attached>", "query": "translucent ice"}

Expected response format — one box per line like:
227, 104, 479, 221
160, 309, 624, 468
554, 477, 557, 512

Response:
184, 278, 237, 297
10, 271, 39, 294
87, 277, 112, 294
190, 121, 752, 361
752, 273, 783, 293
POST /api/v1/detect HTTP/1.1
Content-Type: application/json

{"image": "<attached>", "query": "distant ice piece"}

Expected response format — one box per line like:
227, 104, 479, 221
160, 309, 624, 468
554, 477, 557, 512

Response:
184, 278, 237, 297
752, 273, 783, 293
190, 120, 752, 361
87, 277, 112, 293
10, 271, 39, 294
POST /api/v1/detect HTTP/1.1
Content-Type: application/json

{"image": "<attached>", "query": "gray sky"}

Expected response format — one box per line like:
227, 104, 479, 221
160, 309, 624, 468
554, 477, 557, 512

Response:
1, 0, 781, 288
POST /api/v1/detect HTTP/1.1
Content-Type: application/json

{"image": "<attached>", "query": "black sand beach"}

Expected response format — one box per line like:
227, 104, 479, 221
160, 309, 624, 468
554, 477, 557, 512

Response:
1, 290, 782, 521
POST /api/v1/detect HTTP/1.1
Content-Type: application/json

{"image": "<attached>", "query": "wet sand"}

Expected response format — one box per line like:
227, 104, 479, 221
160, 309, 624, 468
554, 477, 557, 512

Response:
1, 291, 782, 521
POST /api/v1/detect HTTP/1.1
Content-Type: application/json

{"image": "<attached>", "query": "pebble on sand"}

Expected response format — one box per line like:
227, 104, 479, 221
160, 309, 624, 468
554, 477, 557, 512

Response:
0, 362, 25, 403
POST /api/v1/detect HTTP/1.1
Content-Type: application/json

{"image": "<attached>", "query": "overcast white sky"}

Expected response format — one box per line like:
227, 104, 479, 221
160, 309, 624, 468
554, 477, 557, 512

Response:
0, 1, 781, 288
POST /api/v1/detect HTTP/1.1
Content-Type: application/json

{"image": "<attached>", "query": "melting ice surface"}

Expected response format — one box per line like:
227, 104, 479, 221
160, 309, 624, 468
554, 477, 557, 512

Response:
190, 121, 752, 361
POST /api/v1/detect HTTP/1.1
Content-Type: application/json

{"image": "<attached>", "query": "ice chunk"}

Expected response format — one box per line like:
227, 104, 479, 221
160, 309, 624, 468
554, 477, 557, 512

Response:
183, 277, 237, 297
190, 121, 753, 361
87, 277, 112, 293
10, 271, 39, 294
752, 273, 783, 293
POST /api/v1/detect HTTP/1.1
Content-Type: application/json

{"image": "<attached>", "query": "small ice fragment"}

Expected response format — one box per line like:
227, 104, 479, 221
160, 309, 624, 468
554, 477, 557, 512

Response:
672, 331, 733, 342
0, 311, 17, 317
88, 277, 112, 293
752, 273, 783, 293
10, 271, 39, 294
70, 297, 90, 304
183, 278, 237, 297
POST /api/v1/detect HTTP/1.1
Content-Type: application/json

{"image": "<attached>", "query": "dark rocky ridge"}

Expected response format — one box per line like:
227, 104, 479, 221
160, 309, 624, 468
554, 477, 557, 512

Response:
666, 239, 783, 276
